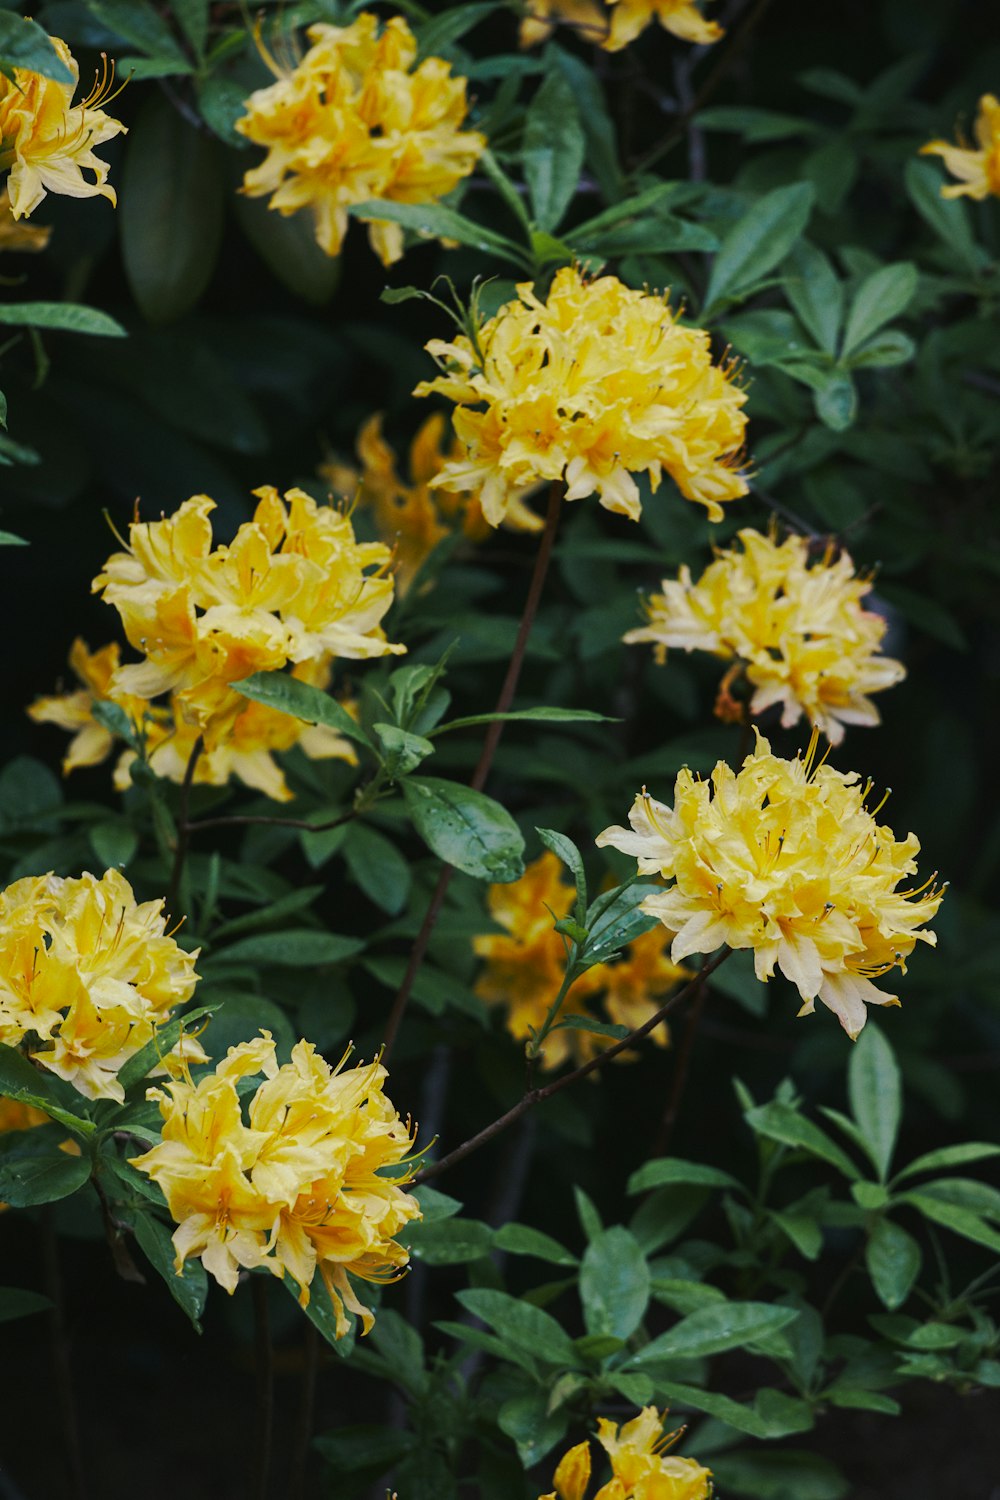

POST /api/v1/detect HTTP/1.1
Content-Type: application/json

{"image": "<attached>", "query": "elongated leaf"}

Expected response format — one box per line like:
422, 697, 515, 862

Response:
626, 1301, 798, 1367
86, 0, 188, 59
348, 200, 530, 268
704, 183, 815, 313
433, 707, 612, 734
522, 69, 585, 232
456, 1288, 579, 1367
0, 1147, 90, 1208
894, 1142, 1000, 1183
416, 2, 499, 56
905, 158, 984, 271
841, 261, 917, 357
499, 1390, 569, 1467
233, 189, 342, 305
814, 372, 857, 431
570, 183, 684, 243
866, 1218, 921, 1310
373, 723, 435, 777
0, 303, 126, 337
117, 1001, 221, 1094
0, 1287, 51, 1324
653, 1379, 770, 1438
0, 1044, 95, 1137
133, 1212, 208, 1330
627, 1158, 742, 1194
211, 886, 325, 942
580, 1226, 650, 1340
402, 777, 525, 882
581, 883, 661, 965
745, 1101, 861, 1180
903, 1193, 1000, 1254
0, 14, 74, 80
536, 827, 587, 914
121, 94, 224, 322
213, 930, 364, 968
784, 241, 842, 355
342, 824, 411, 916
492, 1223, 578, 1266
848, 1023, 900, 1181
235, 672, 372, 748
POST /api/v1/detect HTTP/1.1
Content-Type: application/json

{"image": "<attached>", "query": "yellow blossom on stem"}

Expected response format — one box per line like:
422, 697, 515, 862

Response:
604, 0, 723, 50
0, 36, 125, 220
540, 1408, 712, 1500
920, 94, 1000, 200
473, 851, 687, 1068
415, 265, 748, 529
235, 12, 484, 265
597, 731, 945, 1039
625, 527, 905, 746
91, 487, 403, 749
518, 0, 610, 49
0, 870, 202, 1102
131, 1031, 420, 1334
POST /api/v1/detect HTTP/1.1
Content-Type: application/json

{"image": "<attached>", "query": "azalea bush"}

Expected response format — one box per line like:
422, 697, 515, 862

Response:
2, 1, 999, 1497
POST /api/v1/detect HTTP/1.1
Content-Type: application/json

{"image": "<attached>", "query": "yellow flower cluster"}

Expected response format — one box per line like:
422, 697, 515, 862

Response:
131, 1031, 420, 1335
541, 1408, 712, 1500
30, 639, 358, 804
236, 12, 485, 265
474, 851, 689, 1069
90, 487, 403, 755
321, 413, 544, 594
0, 870, 202, 1101
415, 265, 748, 529
921, 93, 1000, 200
598, 733, 944, 1039
520, 0, 722, 51
0, 35, 125, 221
625, 528, 905, 746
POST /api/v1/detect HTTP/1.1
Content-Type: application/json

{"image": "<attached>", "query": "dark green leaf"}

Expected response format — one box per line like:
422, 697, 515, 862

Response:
85, 0, 187, 60
117, 1001, 220, 1094
895, 1143, 1000, 1183
902, 1194, 1000, 1254
0, 303, 126, 337
814, 372, 858, 431
0, 1287, 52, 1324
710, 1449, 849, 1499
498, 1390, 569, 1468
401, 1215, 493, 1265
235, 671, 372, 747
133, 1212, 208, 1329
841, 262, 917, 357
579, 1226, 650, 1339
866, 1218, 921, 1310
581, 883, 661, 965
433, 707, 612, 734
0, 1045, 95, 1138
213, 930, 364, 968
342, 824, 411, 916
784, 242, 842, 355
522, 69, 585, 233
745, 1101, 861, 1179
628, 1158, 741, 1194
846, 330, 916, 368
0, 1147, 90, 1208
536, 827, 588, 914
848, 1023, 900, 1180
492, 1223, 578, 1266
348, 200, 530, 268
0, 14, 74, 80
625, 1301, 798, 1367
704, 183, 815, 313
456, 1288, 579, 1367
402, 776, 525, 882
314, 1424, 415, 1472
233, 189, 342, 305
905, 158, 985, 271
373, 723, 435, 777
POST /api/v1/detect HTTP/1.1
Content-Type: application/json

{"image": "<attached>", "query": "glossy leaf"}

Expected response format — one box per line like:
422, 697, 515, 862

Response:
522, 69, 586, 233
848, 1023, 901, 1180
402, 777, 525, 882
579, 1226, 650, 1339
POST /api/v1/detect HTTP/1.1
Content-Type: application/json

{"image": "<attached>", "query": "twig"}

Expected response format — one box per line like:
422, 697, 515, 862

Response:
167, 735, 204, 921
184, 808, 357, 836
414, 949, 731, 1185
650, 960, 710, 1159
41, 1206, 88, 1500
382, 481, 564, 1057
252, 1277, 275, 1500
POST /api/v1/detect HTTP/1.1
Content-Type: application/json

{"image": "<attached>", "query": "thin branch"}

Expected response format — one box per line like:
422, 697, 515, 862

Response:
414, 949, 732, 1185
382, 481, 564, 1058
167, 735, 204, 922
650, 957, 711, 1159
184, 807, 357, 836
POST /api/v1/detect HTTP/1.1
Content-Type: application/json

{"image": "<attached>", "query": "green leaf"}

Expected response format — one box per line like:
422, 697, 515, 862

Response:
373, 723, 435, 777
697, 105, 820, 142
553, 1014, 629, 1041
784, 242, 842, 356
625, 1301, 798, 1367
342, 824, 411, 916
745, 1101, 861, 1179
915, 1177, 1000, 1222
171, 0, 208, 57
314, 1425, 415, 1473
0, 303, 126, 337
212, 930, 364, 968
0, 1287, 52, 1324
498, 1390, 569, 1468
628, 1158, 741, 1194
846, 330, 916, 368
89, 819, 139, 871
825, 1385, 900, 1415
813, 372, 857, 431
703, 183, 815, 313
866, 1218, 921, 1310
710, 1449, 849, 1500
234, 671, 372, 748
121, 94, 224, 322
579, 1226, 650, 1339
348, 200, 531, 268
492, 1223, 579, 1266
456, 1288, 579, 1367
536, 827, 588, 915
894, 1142, 1000, 1183
297, 1268, 358, 1356
0, 1146, 91, 1208
571, 185, 685, 246
416, 2, 500, 55
902, 1194, 1000, 1255
233, 189, 342, 305
841, 261, 917, 357
522, 69, 585, 233
85, 0, 188, 60
434, 707, 612, 734
905, 158, 985, 272
401, 1215, 493, 1265
580, 882, 661, 966
0, 1044, 95, 1138
848, 1023, 900, 1181
211, 887, 326, 942
0, 15, 74, 80
402, 777, 525, 882
0, 529, 27, 546
133, 1212, 208, 1330
117, 1001, 220, 1094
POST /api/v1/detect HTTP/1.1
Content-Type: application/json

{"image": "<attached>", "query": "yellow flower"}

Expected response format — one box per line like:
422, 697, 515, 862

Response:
235, 12, 484, 265
28, 638, 145, 773
415, 265, 748, 529
518, 0, 610, 49
541, 1408, 712, 1500
604, 0, 723, 50
921, 93, 1000, 200
0, 36, 125, 220
625, 528, 905, 746
474, 852, 686, 1067
0, 185, 50, 250
597, 732, 944, 1039
92, 487, 403, 747
0, 870, 202, 1102
322, 412, 544, 593
131, 1031, 420, 1333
